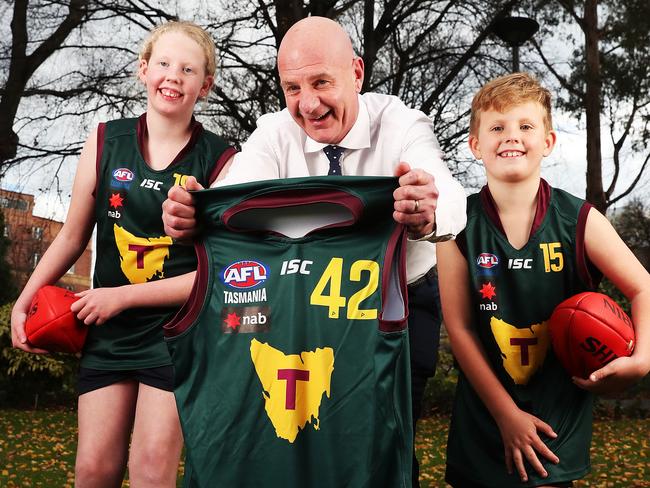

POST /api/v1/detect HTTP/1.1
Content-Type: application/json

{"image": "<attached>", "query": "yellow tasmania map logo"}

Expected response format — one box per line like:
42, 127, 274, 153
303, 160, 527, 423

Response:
250, 339, 334, 443
490, 317, 550, 385
113, 224, 173, 284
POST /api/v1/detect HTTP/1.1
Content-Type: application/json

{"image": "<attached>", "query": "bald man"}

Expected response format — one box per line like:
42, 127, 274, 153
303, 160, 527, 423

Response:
163, 17, 466, 486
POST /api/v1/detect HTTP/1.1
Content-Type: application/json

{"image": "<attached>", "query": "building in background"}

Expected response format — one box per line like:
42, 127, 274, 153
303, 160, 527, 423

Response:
1, 189, 92, 292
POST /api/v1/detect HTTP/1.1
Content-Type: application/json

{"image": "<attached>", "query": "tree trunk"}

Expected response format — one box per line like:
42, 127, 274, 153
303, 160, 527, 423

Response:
0, 0, 88, 170
584, 0, 606, 212
361, 0, 376, 92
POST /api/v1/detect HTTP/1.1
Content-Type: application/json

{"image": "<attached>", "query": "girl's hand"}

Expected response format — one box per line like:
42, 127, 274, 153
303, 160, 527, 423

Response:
10, 304, 49, 354
72, 287, 129, 325
495, 407, 559, 483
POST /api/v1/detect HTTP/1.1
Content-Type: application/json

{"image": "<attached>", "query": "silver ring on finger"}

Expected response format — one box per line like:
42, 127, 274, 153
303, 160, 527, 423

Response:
414, 199, 420, 212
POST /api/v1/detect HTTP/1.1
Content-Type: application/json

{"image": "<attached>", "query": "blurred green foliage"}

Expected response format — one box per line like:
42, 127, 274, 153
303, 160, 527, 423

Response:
0, 211, 17, 305
0, 303, 78, 407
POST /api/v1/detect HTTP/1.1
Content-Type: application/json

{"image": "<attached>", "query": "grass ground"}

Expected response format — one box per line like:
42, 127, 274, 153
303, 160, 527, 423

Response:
0, 408, 648, 487
416, 415, 650, 487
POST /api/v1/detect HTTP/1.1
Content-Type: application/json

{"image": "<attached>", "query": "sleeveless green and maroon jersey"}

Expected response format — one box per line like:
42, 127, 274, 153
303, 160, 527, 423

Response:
446, 180, 601, 487
82, 114, 235, 370
164, 176, 412, 488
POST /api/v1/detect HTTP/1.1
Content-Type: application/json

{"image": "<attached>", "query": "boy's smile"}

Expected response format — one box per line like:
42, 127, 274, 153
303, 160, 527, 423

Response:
469, 101, 556, 183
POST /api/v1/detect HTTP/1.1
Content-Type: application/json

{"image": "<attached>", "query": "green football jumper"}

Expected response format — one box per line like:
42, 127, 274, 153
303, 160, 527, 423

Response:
445, 180, 600, 487
165, 176, 412, 488
83, 114, 234, 370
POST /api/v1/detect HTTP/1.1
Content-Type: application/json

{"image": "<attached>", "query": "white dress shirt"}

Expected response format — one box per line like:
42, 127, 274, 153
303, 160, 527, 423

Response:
217, 92, 467, 283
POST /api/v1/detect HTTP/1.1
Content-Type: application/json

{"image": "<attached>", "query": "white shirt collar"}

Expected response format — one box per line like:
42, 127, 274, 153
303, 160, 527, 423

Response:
303, 94, 372, 153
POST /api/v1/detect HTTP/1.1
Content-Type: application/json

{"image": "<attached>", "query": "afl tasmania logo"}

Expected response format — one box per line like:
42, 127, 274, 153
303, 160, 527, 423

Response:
222, 260, 269, 289
476, 253, 499, 268
111, 167, 135, 189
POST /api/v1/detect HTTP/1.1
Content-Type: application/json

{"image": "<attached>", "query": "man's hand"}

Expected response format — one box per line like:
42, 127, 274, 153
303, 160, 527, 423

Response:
392, 162, 438, 238
162, 176, 203, 239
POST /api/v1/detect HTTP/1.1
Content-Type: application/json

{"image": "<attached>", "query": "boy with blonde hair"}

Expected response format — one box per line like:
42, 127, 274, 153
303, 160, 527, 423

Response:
437, 72, 650, 487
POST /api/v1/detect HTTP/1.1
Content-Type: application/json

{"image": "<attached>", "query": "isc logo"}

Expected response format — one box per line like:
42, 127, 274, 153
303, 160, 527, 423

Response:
222, 261, 269, 289
508, 258, 532, 269
280, 259, 313, 275
477, 253, 499, 268
140, 179, 163, 191
113, 168, 134, 182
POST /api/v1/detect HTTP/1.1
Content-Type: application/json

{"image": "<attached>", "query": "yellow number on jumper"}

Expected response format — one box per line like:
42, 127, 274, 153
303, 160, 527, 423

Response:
310, 258, 379, 320
539, 242, 564, 272
347, 260, 379, 320
310, 258, 346, 319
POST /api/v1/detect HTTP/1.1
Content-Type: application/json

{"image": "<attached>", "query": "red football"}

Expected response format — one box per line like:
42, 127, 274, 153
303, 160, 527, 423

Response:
549, 292, 635, 379
25, 286, 86, 353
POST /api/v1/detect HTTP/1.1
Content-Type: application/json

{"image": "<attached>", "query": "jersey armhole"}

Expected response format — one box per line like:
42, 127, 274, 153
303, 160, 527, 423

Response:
379, 225, 408, 332
576, 202, 602, 289
92, 122, 106, 199
163, 242, 209, 338
208, 146, 238, 185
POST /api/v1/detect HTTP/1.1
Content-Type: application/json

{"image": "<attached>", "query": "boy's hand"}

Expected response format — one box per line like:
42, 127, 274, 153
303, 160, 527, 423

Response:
496, 407, 559, 483
573, 354, 650, 394
392, 162, 438, 238
10, 305, 49, 354
162, 176, 203, 239
72, 288, 129, 325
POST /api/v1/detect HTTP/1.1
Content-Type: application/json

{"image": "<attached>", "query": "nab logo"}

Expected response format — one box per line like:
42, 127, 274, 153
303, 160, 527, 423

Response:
222, 260, 269, 289
221, 306, 271, 333
477, 253, 499, 268
111, 167, 135, 189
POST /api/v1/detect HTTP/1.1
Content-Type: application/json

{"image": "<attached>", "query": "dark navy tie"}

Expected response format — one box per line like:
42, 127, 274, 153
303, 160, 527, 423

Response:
323, 145, 345, 176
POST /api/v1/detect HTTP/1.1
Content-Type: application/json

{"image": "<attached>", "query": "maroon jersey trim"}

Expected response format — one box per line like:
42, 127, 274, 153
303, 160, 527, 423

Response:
92, 122, 107, 199
163, 242, 208, 337
136, 113, 203, 168
479, 186, 503, 234
379, 224, 409, 332
221, 189, 364, 234
208, 146, 238, 185
576, 202, 601, 289
479, 178, 551, 239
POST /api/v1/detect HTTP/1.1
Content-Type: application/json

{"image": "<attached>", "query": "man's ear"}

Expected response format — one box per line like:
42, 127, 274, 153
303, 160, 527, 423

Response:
352, 57, 364, 92
468, 134, 482, 160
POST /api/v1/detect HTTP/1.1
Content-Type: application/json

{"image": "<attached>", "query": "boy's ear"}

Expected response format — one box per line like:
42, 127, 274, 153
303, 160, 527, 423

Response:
543, 129, 557, 156
468, 134, 482, 160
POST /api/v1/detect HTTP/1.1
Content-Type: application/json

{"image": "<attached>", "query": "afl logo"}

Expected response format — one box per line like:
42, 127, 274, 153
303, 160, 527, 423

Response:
477, 253, 499, 268
222, 260, 269, 289
111, 167, 135, 189
113, 168, 134, 182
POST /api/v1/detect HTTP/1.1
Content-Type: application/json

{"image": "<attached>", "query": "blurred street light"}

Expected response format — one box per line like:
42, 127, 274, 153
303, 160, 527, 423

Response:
492, 16, 539, 72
